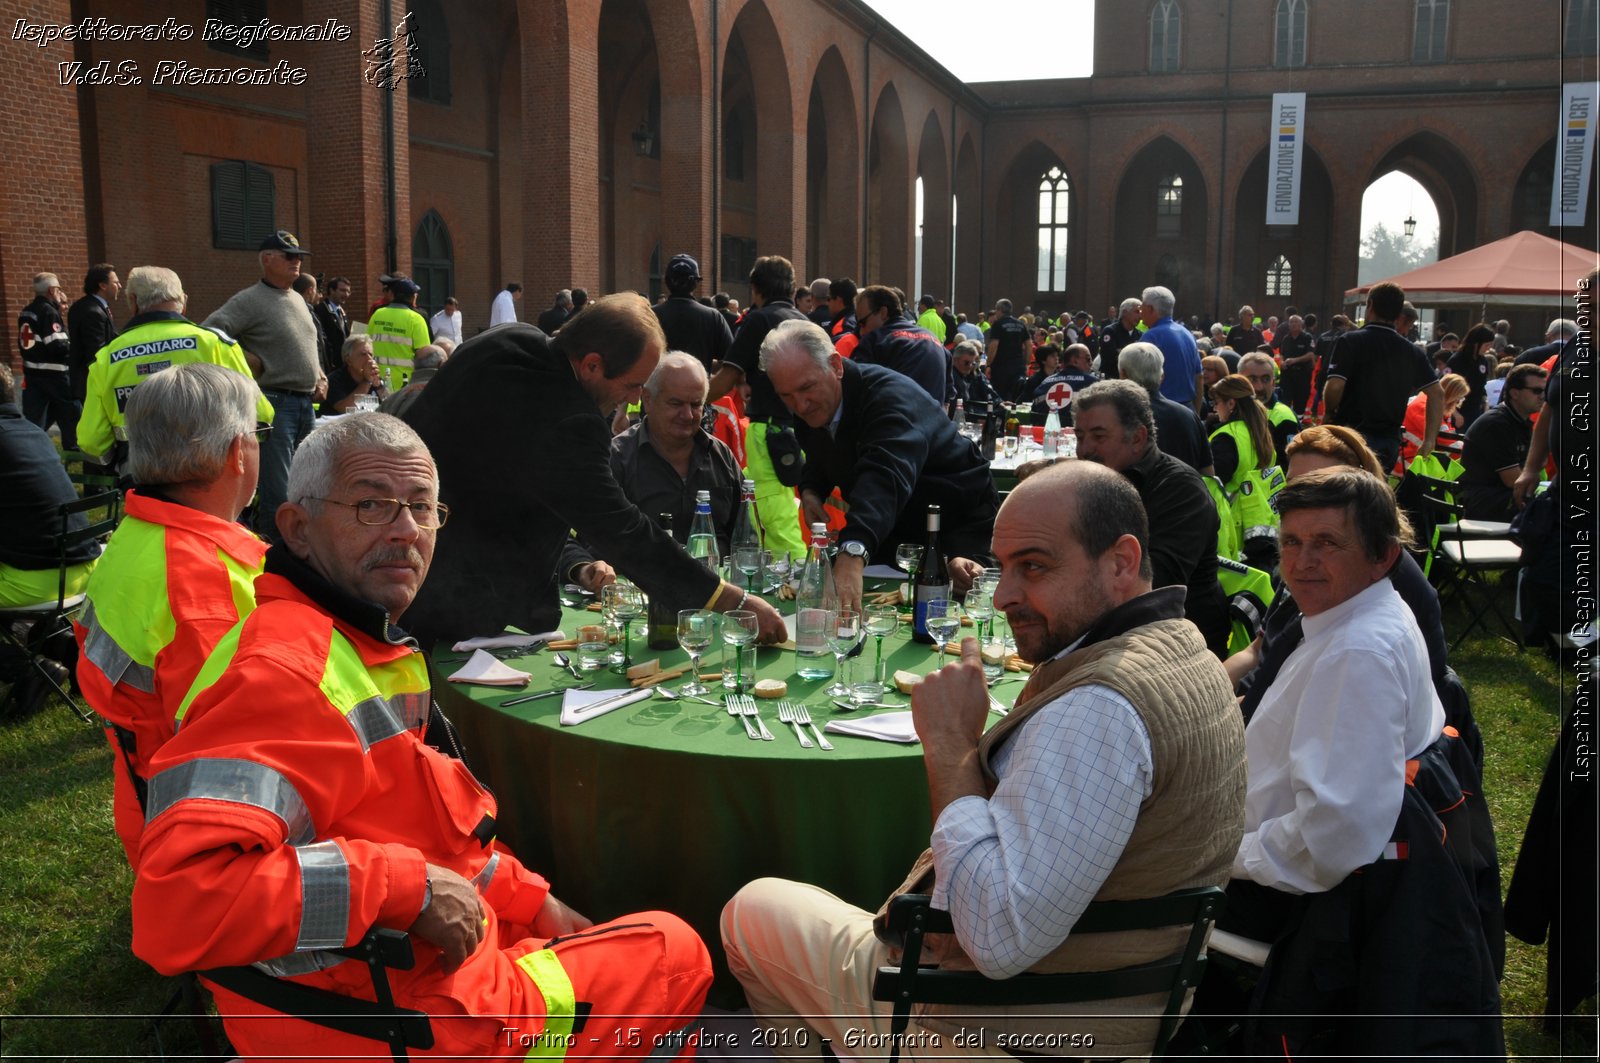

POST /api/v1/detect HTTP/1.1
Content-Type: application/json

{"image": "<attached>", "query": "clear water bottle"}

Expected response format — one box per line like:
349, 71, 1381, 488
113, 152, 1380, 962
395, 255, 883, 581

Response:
794, 522, 837, 680
1042, 406, 1061, 459
686, 490, 719, 571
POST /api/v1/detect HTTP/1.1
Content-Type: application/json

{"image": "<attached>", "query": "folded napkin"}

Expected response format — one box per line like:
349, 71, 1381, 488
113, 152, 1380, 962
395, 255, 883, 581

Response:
451, 629, 564, 652
862, 563, 906, 580
560, 686, 652, 727
824, 710, 919, 744
446, 649, 531, 687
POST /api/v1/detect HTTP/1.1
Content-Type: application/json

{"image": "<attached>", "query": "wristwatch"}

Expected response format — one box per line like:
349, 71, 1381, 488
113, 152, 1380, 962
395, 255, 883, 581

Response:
839, 540, 868, 559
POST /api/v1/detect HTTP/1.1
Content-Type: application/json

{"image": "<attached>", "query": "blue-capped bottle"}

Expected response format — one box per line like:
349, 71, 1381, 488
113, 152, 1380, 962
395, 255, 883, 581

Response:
686, 490, 718, 572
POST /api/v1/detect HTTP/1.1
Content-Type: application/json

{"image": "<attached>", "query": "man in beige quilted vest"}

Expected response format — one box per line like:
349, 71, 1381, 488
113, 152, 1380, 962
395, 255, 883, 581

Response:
722, 461, 1246, 1059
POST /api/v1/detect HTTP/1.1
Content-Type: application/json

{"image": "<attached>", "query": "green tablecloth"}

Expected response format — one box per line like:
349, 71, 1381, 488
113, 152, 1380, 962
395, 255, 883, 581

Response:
431, 589, 975, 1000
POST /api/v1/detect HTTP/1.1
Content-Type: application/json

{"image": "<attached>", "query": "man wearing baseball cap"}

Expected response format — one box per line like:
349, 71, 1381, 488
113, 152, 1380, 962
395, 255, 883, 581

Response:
366, 273, 430, 392
204, 230, 325, 536
651, 253, 732, 372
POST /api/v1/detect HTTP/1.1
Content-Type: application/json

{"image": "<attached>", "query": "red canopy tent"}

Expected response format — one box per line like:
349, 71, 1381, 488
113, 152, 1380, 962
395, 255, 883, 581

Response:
1345, 230, 1599, 311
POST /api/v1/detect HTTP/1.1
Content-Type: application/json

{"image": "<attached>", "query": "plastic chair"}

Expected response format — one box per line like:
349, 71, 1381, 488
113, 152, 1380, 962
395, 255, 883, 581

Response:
871, 887, 1225, 1062
1417, 474, 1522, 649
0, 488, 120, 721
201, 929, 434, 1061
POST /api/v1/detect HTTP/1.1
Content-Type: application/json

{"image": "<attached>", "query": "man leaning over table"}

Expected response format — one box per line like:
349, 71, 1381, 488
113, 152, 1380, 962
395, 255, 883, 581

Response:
132, 413, 712, 1060
759, 319, 998, 616
722, 461, 1246, 1060
402, 292, 786, 646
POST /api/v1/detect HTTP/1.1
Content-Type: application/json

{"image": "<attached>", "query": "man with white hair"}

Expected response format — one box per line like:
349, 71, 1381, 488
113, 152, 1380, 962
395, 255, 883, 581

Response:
320, 334, 387, 415
379, 343, 449, 420
760, 319, 996, 613
79, 265, 274, 470
1116, 340, 1214, 475
75, 363, 267, 864
560, 351, 743, 591
1097, 297, 1143, 379
1139, 285, 1202, 413
16, 271, 78, 447
204, 230, 325, 534
806, 277, 832, 326
1514, 317, 1578, 368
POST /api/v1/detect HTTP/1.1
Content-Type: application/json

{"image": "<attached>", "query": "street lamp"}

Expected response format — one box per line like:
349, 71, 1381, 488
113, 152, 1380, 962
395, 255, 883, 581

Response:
631, 122, 656, 157
1403, 214, 1417, 240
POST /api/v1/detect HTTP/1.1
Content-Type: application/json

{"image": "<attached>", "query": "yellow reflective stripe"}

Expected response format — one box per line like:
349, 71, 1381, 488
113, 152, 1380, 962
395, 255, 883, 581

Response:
175, 621, 245, 725
514, 949, 575, 1060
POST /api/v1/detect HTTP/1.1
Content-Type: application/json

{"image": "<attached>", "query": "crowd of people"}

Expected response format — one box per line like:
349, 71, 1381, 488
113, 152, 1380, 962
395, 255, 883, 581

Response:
0, 228, 1592, 1059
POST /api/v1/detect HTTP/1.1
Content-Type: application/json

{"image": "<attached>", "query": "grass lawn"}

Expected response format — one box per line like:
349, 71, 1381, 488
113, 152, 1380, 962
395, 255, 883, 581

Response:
0, 579, 1594, 1059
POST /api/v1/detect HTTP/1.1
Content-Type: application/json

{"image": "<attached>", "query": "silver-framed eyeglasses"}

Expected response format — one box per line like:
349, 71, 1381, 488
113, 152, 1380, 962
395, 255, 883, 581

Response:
310, 497, 450, 528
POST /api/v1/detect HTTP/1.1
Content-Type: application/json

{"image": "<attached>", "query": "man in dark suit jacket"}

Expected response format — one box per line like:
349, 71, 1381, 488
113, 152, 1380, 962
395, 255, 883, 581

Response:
313, 275, 353, 377
760, 318, 997, 613
67, 264, 120, 401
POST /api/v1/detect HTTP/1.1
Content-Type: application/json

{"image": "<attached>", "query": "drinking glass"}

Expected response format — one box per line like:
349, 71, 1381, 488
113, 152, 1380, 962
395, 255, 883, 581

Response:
982, 615, 1015, 682
722, 609, 758, 691
826, 606, 862, 697
925, 599, 962, 667
861, 604, 898, 697
677, 609, 716, 696
1001, 435, 1019, 459
963, 588, 994, 642
894, 543, 923, 598
975, 566, 1002, 603
733, 544, 764, 592
602, 582, 644, 672
576, 623, 610, 671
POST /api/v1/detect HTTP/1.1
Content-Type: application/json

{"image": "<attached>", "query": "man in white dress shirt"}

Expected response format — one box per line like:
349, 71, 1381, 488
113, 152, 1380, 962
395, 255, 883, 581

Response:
428, 296, 462, 344
1229, 467, 1444, 928
489, 282, 521, 326
721, 461, 1245, 1059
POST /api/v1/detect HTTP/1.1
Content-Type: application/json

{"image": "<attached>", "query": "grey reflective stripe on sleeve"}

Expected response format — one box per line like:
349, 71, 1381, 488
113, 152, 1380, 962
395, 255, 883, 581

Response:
1244, 524, 1280, 541
144, 757, 314, 845
292, 841, 350, 951
80, 601, 156, 693
344, 691, 431, 751
253, 950, 345, 978
472, 851, 500, 892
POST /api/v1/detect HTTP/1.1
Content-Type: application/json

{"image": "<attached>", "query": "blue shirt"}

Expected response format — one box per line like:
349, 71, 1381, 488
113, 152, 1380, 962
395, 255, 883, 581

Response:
1144, 316, 1202, 405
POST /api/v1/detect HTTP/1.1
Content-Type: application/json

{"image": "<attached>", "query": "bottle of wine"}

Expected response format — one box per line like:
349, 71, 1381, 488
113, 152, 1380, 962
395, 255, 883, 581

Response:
686, 490, 719, 571
979, 401, 998, 460
647, 512, 679, 649
729, 478, 762, 586
794, 522, 837, 679
912, 505, 951, 644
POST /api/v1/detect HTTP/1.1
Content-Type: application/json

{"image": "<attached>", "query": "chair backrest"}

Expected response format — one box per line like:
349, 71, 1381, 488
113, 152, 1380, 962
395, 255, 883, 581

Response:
1414, 471, 1466, 549
873, 886, 1226, 1060
48, 489, 120, 610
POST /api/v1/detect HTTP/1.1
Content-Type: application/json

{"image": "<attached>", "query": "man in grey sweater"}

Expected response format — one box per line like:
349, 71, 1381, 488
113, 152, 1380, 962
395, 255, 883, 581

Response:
204, 230, 324, 536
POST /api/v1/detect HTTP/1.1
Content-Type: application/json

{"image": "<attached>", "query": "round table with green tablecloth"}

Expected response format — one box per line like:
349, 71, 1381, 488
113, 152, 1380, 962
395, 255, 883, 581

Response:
430, 591, 994, 1001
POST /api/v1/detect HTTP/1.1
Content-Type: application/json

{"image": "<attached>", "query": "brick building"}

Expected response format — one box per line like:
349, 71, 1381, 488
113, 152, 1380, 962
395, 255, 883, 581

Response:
3, 0, 1594, 378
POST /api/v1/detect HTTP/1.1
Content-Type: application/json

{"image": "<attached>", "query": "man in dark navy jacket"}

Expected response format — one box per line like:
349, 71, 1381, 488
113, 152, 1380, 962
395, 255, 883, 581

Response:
851, 285, 950, 405
760, 319, 995, 613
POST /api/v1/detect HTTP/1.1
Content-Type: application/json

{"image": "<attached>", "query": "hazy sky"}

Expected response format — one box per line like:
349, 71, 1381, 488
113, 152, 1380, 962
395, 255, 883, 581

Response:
865, 0, 1438, 257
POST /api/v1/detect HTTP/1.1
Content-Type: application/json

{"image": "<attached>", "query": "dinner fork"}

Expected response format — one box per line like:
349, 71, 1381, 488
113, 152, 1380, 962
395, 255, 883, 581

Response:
727, 694, 759, 741
777, 702, 813, 749
739, 695, 775, 741
791, 703, 833, 751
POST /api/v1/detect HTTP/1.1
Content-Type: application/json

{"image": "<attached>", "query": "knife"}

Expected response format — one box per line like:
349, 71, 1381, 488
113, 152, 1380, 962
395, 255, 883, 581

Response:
503, 682, 593, 707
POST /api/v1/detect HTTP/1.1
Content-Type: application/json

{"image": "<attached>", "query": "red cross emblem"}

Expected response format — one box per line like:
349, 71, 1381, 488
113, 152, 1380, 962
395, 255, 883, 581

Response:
1046, 381, 1073, 410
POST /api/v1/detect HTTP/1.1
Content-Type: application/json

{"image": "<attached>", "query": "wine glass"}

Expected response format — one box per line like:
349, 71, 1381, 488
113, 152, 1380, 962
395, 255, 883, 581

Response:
826, 606, 862, 698
963, 588, 994, 642
859, 604, 899, 699
602, 582, 644, 672
894, 543, 923, 598
924, 599, 962, 668
722, 609, 758, 692
677, 609, 716, 696
733, 543, 764, 592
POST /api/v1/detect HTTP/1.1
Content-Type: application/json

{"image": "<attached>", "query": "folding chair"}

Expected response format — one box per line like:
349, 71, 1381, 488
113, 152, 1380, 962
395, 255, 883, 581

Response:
0, 488, 120, 721
872, 887, 1225, 1062
1417, 474, 1521, 650
201, 929, 434, 1061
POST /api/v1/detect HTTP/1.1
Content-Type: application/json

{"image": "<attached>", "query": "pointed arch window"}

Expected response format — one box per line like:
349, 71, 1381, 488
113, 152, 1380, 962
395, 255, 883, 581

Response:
1274, 0, 1308, 68
1150, 0, 1181, 73
1037, 167, 1070, 293
1412, 0, 1449, 62
1156, 174, 1183, 239
412, 210, 454, 317
1266, 255, 1293, 297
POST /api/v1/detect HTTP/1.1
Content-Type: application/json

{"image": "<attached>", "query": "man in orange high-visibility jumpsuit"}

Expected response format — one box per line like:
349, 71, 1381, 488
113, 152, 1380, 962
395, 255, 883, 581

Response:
132, 413, 710, 1060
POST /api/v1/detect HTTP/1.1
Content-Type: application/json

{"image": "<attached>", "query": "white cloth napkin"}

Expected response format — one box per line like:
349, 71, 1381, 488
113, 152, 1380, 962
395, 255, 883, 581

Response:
823, 710, 919, 744
451, 629, 564, 652
446, 649, 531, 687
862, 563, 906, 580
560, 686, 652, 727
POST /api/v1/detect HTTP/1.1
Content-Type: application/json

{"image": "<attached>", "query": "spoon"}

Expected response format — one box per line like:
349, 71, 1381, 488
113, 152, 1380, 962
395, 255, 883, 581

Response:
654, 686, 721, 706
552, 652, 580, 679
